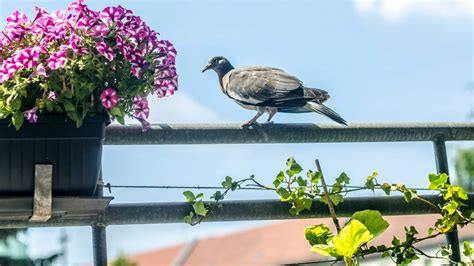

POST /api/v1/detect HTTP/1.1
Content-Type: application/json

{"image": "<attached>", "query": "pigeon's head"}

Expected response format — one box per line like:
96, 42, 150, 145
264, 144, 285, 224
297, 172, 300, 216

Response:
202, 56, 234, 75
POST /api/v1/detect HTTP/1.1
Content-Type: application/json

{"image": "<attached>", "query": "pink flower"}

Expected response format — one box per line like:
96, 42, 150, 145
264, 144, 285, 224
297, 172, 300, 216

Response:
47, 91, 57, 101
13, 47, 42, 69
132, 96, 149, 120
29, 64, 48, 78
136, 117, 150, 132
100, 88, 118, 109
47, 50, 67, 70
96, 42, 115, 61
6, 11, 29, 26
23, 107, 38, 123
99, 6, 126, 24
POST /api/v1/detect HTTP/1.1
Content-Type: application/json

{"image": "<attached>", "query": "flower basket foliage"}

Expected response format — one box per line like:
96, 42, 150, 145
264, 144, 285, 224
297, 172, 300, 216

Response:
0, 0, 178, 131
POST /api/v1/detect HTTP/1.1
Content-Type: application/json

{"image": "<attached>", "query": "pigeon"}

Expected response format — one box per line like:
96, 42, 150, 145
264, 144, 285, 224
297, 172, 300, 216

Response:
202, 56, 347, 127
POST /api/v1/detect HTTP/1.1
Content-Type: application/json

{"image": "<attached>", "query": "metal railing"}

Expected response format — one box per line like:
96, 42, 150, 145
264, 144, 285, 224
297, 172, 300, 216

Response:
2, 122, 474, 265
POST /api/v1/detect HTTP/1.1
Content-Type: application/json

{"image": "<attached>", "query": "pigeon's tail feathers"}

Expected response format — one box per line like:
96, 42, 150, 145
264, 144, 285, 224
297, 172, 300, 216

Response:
305, 102, 348, 126
303, 87, 330, 103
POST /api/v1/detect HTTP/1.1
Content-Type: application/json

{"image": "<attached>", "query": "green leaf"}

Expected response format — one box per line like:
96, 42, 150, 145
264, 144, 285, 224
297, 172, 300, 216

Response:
463, 241, 473, 257
192, 201, 208, 216
12, 111, 24, 130
402, 189, 417, 203
296, 176, 307, 187
63, 99, 75, 112
320, 194, 344, 206
381, 183, 391, 195
310, 244, 340, 257
111, 106, 123, 117
273, 171, 285, 188
184, 211, 194, 224
116, 115, 125, 125
351, 210, 389, 238
332, 220, 374, 258
443, 200, 458, 215
286, 157, 303, 177
221, 176, 233, 189
445, 186, 468, 200
441, 245, 452, 257
195, 193, 204, 200
276, 187, 291, 201
308, 170, 322, 184
365, 179, 375, 192
336, 172, 350, 184
183, 191, 196, 202
211, 191, 223, 201
428, 173, 448, 190
305, 224, 333, 246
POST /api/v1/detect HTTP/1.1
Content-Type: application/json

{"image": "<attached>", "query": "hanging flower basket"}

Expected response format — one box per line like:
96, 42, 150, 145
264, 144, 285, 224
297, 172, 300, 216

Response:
0, 0, 178, 196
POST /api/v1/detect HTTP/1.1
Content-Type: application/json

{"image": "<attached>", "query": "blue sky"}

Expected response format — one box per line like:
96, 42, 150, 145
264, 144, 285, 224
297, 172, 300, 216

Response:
1, 0, 473, 264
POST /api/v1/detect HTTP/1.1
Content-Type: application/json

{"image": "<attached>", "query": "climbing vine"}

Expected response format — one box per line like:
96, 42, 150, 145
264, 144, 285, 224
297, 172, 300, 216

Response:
182, 157, 474, 265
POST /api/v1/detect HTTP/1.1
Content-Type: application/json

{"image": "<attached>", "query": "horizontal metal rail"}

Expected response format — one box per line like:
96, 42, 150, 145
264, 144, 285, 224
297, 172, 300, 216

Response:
104, 122, 474, 145
1, 194, 472, 228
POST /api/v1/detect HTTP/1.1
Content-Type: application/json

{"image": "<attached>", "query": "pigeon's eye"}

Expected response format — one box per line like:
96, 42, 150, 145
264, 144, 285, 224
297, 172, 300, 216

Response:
213, 58, 219, 64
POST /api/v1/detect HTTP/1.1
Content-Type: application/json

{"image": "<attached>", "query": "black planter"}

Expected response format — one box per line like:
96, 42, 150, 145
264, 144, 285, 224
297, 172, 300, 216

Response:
0, 115, 109, 197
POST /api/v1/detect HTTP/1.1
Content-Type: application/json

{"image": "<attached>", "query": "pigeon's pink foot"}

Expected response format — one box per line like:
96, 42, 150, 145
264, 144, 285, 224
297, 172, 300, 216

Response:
241, 121, 257, 128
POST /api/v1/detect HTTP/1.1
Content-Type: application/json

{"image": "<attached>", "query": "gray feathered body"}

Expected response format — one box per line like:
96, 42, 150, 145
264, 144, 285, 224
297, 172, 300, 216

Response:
219, 66, 347, 125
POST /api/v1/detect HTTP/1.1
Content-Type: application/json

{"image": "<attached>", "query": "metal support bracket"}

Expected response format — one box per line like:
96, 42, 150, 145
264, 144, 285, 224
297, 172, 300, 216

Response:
29, 164, 53, 222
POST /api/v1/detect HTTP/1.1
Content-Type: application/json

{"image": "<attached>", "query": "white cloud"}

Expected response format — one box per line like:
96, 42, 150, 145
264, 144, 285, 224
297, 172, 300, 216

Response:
124, 92, 221, 124
354, 0, 473, 21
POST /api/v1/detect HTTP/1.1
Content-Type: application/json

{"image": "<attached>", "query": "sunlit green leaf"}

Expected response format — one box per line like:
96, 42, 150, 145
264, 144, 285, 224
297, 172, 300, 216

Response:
351, 210, 389, 237
333, 220, 374, 258
192, 201, 208, 216
428, 173, 448, 190
183, 191, 195, 202
286, 157, 303, 177
463, 241, 473, 257
305, 224, 333, 246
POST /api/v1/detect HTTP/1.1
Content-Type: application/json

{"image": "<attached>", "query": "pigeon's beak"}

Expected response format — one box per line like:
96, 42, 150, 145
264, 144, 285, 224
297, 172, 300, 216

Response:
202, 63, 212, 73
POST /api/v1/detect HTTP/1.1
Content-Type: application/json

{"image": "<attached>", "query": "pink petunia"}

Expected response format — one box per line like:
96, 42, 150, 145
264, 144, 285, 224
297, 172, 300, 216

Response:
96, 42, 115, 61
47, 91, 57, 101
100, 88, 118, 109
132, 96, 149, 120
23, 107, 38, 123
47, 50, 67, 70
6, 11, 29, 26
29, 64, 48, 78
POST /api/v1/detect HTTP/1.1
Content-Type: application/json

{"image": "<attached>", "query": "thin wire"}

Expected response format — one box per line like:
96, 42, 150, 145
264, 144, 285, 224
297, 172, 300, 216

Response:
101, 183, 433, 191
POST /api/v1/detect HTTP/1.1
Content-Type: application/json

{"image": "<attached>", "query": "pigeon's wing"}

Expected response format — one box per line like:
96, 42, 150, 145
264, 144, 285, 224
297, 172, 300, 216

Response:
224, 67, 302, 105
224, 67, 327, 107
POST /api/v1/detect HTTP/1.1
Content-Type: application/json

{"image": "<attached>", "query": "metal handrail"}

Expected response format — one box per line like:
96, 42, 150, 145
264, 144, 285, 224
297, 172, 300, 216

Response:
105, 122, 474, 145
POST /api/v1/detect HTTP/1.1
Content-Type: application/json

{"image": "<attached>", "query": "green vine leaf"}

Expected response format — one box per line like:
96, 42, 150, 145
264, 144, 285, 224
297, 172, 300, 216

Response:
273, 171, 285, 188
221, 176, 233, 189
336, 172, 350, 184
305, 224, 333, 246
183, 191, 196, 202
192, 201, 208, 216
311, 244, 340, 257
320, 194, 344, 206
286, 157, 303, 177
428, 173, 448, 190
332, 220, 374, 258
184, 211, 194, 224
381, 183, 391, 195
463, 241, 473, 257
351, 210, 389, 238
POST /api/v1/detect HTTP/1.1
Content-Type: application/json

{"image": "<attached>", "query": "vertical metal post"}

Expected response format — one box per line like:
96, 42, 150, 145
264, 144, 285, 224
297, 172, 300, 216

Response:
433, 140, 461, 263
92, 170, 108, 266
